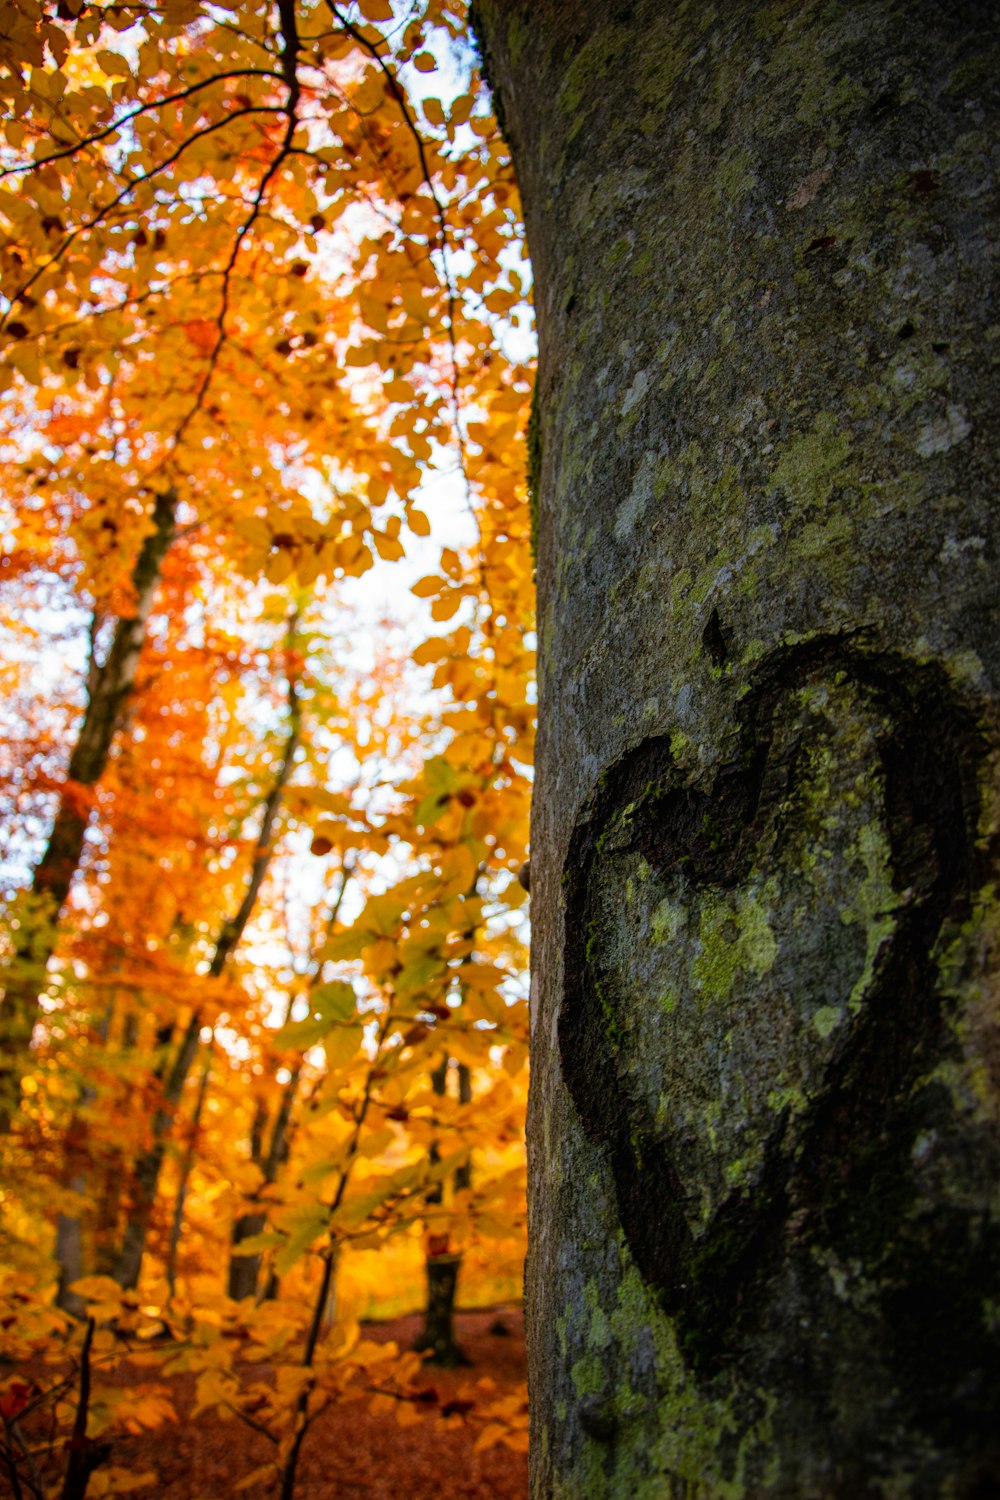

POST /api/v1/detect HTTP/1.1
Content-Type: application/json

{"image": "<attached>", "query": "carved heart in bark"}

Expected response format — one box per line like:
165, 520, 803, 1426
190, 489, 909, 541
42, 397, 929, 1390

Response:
560, 641, 978, 1366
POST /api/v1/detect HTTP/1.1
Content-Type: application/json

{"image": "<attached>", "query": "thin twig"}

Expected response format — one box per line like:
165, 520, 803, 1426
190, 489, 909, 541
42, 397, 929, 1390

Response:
0, 71, 284, 180
276, 997, 396, 1500
59, 1318, 97, 1500
325, 2, 491, 607
3, 107, 284, 325
172, 0, 302, 441
0, 1423, 28, 1500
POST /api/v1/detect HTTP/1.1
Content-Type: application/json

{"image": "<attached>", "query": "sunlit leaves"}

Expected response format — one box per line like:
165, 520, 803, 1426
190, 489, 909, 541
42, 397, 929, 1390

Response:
357, 0, 395, 21
0, 0, 534, 1489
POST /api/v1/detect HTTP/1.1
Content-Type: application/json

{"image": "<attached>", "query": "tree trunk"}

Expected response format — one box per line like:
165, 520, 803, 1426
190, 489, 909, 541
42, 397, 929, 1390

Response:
113, 644, 302, 1290
227, 855, 355, 1301
0, 490, 176, 1134
113, 1009, 203, 1290
55, 1177, 87, 1319
56, 1001, 116, 1314
475, 3, 1000, 1494
227, 1096, 269, 1302
227, 1078, 295, 1302
165, 1050, 212, 1296
416, 1058, 472, 1365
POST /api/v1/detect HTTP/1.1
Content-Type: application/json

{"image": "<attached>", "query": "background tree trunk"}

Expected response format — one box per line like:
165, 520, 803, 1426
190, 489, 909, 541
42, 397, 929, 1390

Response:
113, 648, 301, 1289
165, 1050, 212, 1297
227, 855, 354, 1301
475, 2, 1000, 1495
0, 490, 176, 1134
415, 1058, 472, 1365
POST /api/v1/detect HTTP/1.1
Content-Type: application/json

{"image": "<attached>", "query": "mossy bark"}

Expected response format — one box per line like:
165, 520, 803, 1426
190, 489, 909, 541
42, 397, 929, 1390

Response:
474, 2, 1000, 1495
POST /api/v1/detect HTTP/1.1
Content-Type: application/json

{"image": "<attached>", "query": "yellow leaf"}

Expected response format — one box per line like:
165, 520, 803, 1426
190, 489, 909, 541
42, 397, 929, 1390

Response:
88, 1470, 158, 1497
343, 542, 374, 577
296, 546, 325, 587
474, 1422, 508, 1452
68, 1275, 123, 1300
235, 1465, 278, 1492
323, 1023, 363, 1072
373, 530, 405, 561
264, 549, 295, 584
9, 343, 41, 385
96, 50, 131, 78
353, 68, 384, 114
233, 515, 271, 548
357, 0, 393, 18
430, 590, 463, 622
123, 1391, 176, 1430
356, 1125, 395, 1159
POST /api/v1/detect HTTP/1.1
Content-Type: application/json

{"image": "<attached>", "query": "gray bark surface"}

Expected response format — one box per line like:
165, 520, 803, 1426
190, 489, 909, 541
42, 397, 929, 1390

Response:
474, 2, 1000, 1495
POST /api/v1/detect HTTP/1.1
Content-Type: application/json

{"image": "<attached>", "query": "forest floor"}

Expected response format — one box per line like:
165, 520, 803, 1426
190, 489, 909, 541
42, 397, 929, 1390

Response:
102, 1307, 528, 1500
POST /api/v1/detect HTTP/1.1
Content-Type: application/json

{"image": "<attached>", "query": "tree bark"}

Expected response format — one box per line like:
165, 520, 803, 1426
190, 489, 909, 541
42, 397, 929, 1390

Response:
56, 1001, 116, 1314
165, 1050, 212, 1296
416, 1058, 472, 1365
55, 1176, 87, 1319
113, 1008, 204, 1290
475, 2, 1000, 1495
0, 489, 177, 1134
227, 1093, 272, 1303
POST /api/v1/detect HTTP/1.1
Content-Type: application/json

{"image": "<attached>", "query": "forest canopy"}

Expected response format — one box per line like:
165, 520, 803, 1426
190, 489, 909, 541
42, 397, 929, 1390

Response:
0, 1, 533, 1494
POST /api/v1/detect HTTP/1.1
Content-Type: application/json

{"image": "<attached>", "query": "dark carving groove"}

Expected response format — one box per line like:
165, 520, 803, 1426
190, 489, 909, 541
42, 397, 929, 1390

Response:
560, 638, 990, 1397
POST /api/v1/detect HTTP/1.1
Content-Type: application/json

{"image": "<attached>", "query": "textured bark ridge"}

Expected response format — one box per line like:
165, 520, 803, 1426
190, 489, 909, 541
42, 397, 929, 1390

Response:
473, 0, 1000, 1494
562, 639, 994, 1399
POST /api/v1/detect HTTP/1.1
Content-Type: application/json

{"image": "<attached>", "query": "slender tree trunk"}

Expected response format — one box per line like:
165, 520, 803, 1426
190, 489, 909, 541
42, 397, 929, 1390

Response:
59, 1319, 109, 1500
113, 1010, 204, 1290
56, 1002, 116, 1314
227, 1079, 296, 1301
416, 1058, 472, 1365
226, 1096, 269, 1302
55, 1178, 87, 1319
476, 3, 1000, 1495
92, 1150, 125, 1275
88, 1012, 141, 1275
165, 1050, 212, 1296
113, 649, 302, 1289
0, 491, 176, 1134
227, 856, 354, 1301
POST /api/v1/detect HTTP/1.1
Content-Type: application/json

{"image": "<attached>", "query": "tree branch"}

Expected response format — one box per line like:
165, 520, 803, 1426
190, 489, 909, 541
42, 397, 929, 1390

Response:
0, 70, 284, 180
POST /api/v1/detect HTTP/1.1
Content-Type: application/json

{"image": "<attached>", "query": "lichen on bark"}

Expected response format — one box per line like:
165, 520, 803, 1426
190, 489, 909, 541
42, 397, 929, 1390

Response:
474, 0, 1000, 1494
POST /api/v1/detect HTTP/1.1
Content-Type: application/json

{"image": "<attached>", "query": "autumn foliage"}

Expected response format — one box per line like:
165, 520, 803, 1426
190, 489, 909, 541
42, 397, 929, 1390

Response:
0, 1, 533, 1494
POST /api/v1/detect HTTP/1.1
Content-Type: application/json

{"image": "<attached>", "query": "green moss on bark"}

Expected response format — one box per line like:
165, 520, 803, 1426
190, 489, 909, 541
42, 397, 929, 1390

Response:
474, 1, 1000, 1493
